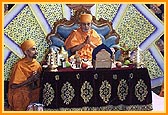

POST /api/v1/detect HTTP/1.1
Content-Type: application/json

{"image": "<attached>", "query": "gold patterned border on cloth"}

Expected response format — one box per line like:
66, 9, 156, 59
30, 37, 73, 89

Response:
44, 103, 153, 111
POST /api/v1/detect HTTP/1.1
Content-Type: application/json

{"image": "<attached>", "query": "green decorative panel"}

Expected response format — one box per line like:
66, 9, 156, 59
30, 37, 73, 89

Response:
117, 4, 155, 47
113, 4, 162, 79
143, 50, 163, 79
38, 4, 63, 28
4, 53, 19, 81
96, 4, 120, 21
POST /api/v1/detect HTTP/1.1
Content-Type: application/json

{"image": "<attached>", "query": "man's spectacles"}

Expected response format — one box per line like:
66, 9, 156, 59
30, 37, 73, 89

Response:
81, 23, 92, 26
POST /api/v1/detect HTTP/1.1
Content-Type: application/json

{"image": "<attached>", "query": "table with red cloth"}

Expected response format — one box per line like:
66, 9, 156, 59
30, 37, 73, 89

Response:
40, 67, 152, 111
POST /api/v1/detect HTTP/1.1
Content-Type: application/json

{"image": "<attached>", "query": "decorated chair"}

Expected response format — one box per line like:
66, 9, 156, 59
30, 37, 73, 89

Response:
46, 7, 120, 59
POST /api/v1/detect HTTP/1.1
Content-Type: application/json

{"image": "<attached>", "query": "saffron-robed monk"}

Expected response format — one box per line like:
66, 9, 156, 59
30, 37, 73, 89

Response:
8, 39, 42, 111
64, 14, 102, 60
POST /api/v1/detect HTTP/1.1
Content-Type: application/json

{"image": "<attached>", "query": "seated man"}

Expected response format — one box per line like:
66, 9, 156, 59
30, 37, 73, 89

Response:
8, 39, 42, 111
64, 14, 102, 60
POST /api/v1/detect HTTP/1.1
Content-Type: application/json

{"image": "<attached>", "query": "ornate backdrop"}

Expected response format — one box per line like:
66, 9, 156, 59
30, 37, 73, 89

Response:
4, 4, 164, 83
